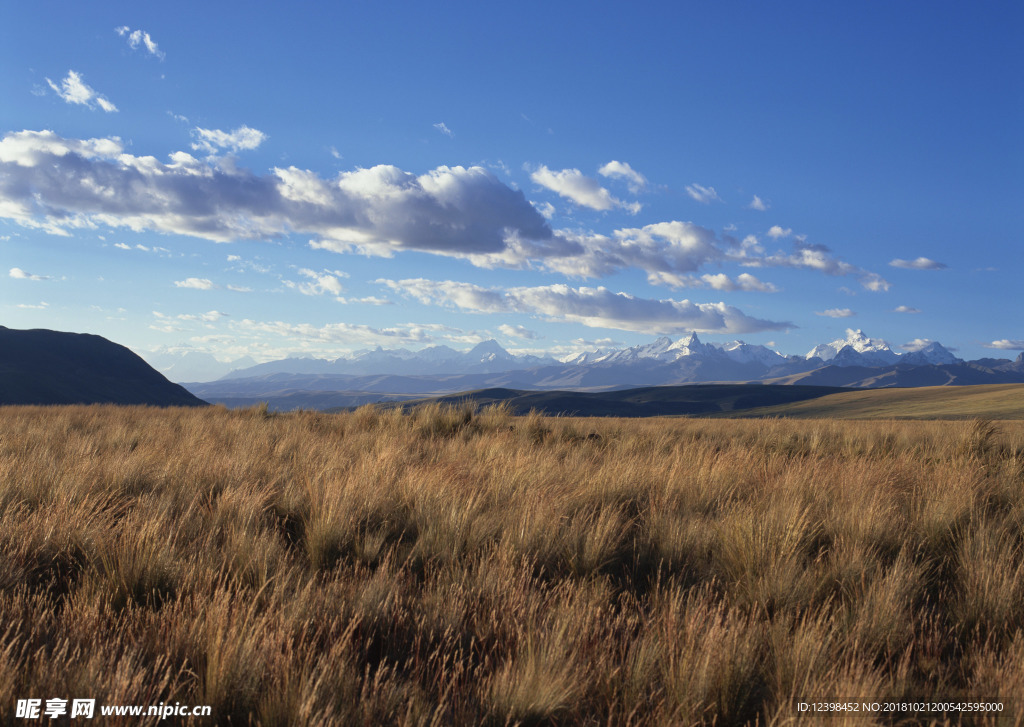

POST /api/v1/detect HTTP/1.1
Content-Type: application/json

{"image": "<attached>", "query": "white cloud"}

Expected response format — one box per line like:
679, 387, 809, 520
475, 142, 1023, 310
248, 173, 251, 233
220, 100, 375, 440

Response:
767, 225, 792, 239
499, 324, 539, 340
545, 221, 723, 279
226, 284, 253, 293
532, 201, 556, 219
45, 71, 117, 112
433, 122, 454, 138
288, 268, 347, 297
0, 131, 560, 259
748, 195, 768, 211
114, 242, 132, 250
859, 272, 891, 292
232, 318, 464, 349
815, 308, 856, 318
900, 338, 940, 352
16, 302, 48, 309
889, 257, 947, 270
378, 278, 791, 335
531, 165, 641, 214
115, 26, 165, 59
985, 340, 1024, 351
174, 277, 215, 290
893, 305, 921, 314
155, 310, 228, 323
191, 126, 267, 154
743, 240, 890, 292
685, 184, 721, 204
598, 160, 648, 193
0, 129, 890, 296
647, 271, 779, 293
336, 296, 392, 306
9, 267, 49, 281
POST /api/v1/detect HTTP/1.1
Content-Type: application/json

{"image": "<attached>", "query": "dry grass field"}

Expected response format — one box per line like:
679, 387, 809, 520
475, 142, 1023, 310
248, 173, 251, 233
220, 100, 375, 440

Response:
2, 403, 1023, 725
720, 384, 1024, 421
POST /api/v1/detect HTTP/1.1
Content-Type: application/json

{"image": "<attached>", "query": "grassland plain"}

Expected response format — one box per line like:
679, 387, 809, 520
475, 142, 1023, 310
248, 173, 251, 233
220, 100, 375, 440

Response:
1, 404, 1023, 726
717, 384, 1024, 421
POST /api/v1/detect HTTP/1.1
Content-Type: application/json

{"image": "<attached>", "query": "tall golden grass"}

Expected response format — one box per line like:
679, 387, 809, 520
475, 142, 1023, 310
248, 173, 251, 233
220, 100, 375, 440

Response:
1, 403, 1023, 725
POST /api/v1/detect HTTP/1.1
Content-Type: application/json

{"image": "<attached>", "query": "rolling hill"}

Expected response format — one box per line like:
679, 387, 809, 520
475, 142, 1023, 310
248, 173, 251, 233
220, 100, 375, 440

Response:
344, 384, 853, 417
0, 326, 208, 407
715, 383, 1024, 420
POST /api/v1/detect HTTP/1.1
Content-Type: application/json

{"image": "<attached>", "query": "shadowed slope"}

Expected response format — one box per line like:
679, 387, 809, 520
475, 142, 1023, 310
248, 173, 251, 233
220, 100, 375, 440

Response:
359, 384, 852, 417
0, 326, 207, 406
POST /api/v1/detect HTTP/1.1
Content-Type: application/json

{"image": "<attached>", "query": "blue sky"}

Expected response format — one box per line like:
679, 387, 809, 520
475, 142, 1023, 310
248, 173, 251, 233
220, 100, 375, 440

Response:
2, 1, 1022, 363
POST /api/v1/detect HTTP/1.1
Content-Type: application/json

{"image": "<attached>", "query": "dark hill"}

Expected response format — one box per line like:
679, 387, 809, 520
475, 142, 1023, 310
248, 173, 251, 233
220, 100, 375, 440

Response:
0, 326, 208, 406
357, 384, 852, 417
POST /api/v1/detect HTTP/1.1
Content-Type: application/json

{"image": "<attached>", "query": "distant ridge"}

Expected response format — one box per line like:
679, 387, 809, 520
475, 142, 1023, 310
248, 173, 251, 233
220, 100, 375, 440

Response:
173, 328, 1024, 411
344, 384, 852, 418
0, 326, 208, 407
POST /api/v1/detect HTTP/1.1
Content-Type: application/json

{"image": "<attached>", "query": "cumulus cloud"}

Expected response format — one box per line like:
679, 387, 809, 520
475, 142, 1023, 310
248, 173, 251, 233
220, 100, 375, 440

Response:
985, 340, 1024, 350
287, 268, 347, 297
685, 184, 721, 204
815, 308, 856, 318
743, 240, 890, 292
9, 267, 49, 281
545, 221, 723, 280
0, 129, 890, 295
531, 165, 641, 214
115, 26, 165, 59
767, 225, 792, 239
598, 160, 648, 193
16, 302, 49, 309
378, 278, 791, 335
647, 271, 779, 293
532, 201, 556, 219
893, 305, 921, 314
174, 277, 215, 290
900, 338, 944, 352
748, 195, 768, 211
336, 296, 391, 306
499, 324, 539, 340
232, 318, 464, 348
889, 257, 947, 270
859, 272, 892, 292
45, 71, 117, 112
433, 122, 454, 138
191, 126, 267, 154
0, 130, 560, 260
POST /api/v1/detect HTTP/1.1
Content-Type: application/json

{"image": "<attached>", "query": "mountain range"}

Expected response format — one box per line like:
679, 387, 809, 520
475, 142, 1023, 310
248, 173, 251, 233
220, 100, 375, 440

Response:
179, 329, 1024, 411
3, 324, 1022, 414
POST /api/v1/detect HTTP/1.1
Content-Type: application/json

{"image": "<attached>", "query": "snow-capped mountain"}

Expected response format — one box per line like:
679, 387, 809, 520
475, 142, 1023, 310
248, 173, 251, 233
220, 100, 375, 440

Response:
899, 341, 961, 366
176, 328, 972, 390
712, 340, 788, 368
587, 336, 686, 365
184, 329, 1024, 410
564, 333, 786, 369
806, 329, 901, 367
217, 339, 558, 381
